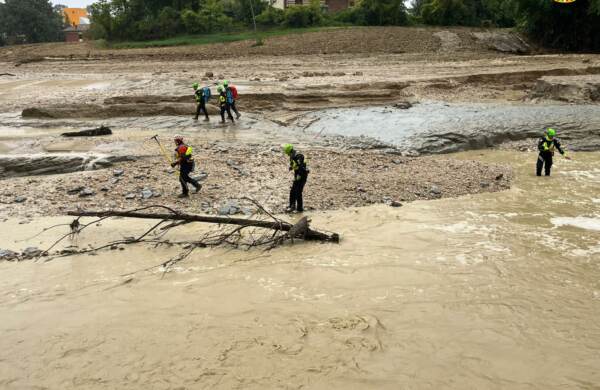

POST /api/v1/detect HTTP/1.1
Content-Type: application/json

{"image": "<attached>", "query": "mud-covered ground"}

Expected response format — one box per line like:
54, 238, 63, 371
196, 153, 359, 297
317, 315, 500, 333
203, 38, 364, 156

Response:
0, 143, 510, 219
1, 27, 599, 219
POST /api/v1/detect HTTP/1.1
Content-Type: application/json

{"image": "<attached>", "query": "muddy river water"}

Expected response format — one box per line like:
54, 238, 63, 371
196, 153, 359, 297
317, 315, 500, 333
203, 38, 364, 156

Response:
0, 149, 598, 389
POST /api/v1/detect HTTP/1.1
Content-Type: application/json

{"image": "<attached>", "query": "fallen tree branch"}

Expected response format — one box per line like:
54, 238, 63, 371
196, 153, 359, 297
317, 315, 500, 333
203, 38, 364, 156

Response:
66, 209, 339, 242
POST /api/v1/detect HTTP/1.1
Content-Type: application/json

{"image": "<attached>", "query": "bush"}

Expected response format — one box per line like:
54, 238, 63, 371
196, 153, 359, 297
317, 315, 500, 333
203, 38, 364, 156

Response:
421, 0, 476, 25
334, 0, 408, 26
94, 38, 109, 48
284, 0, 322, 28
157, 7, 181, 37
256, 6, 285, 26
181, 9, 203, 34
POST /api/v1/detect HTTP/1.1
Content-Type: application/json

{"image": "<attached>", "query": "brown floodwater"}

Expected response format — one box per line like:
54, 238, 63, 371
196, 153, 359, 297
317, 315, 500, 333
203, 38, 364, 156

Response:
0, 150, 598, 389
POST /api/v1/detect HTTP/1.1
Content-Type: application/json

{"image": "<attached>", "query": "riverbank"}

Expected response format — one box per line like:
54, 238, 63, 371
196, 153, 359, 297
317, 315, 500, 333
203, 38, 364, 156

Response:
0, 144, 510, 219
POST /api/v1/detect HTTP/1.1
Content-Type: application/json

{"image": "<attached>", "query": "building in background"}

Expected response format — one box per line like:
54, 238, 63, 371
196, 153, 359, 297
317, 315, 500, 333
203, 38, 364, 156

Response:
63, 8, 88, 27
62, 8, 90, 43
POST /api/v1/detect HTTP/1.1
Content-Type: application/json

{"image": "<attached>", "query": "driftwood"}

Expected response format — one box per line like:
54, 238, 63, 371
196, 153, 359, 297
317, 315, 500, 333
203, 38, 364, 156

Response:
67, 209, 339, 242
22, 204, 340, 274
61, 125, 112, 137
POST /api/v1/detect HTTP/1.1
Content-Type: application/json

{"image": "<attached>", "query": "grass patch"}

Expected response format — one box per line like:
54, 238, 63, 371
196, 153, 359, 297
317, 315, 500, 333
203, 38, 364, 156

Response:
109, 27, 342, 49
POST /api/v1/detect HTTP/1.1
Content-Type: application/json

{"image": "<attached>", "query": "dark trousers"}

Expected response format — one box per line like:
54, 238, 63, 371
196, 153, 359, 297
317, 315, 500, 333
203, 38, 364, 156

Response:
289, 177, 307, 211
220, 104, 234, 122
536, 152, 553, 176
195, 100, 208, 120
179, 165, 199, 195
230, 101, 240, 117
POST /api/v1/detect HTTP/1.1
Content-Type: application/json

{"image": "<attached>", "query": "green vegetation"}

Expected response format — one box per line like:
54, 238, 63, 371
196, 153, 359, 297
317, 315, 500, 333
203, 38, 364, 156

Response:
108, 26, 337, 49
0, 0, 598, 52
0, 0, 65, 45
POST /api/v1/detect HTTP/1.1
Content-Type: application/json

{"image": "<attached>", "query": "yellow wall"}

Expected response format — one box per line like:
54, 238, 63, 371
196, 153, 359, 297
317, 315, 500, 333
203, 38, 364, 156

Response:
63, 8, 88, 27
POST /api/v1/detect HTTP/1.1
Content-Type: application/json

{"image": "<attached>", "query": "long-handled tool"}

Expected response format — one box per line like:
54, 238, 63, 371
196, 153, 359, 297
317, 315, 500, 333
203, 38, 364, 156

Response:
150, 134, 173, 165
151, 135, 179, 177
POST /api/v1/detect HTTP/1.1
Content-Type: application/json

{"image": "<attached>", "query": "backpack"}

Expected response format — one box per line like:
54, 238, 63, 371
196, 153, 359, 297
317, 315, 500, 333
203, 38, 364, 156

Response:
202, 86, 211, 102
229, 85, 238, 99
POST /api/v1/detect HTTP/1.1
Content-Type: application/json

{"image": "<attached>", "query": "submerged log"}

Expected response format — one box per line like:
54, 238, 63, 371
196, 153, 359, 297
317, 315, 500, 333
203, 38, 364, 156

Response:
61, 126, 112, 137
67, 209, 340, 243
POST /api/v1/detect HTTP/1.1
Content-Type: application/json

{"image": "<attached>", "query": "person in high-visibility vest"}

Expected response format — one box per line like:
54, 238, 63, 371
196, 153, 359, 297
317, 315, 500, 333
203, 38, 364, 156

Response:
171, 136, 201, 198
217, 85, 234, 124
193, 83, 210, 121
283, 144, 309, 213
537, 128, 571, 176
223, 80, 241, 119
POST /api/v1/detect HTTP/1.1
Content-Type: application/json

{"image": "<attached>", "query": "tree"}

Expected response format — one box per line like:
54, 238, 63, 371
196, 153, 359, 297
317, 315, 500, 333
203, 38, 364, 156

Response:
516, 0, 600, 51
360, 0, 408, 25
0, 0, 64, 44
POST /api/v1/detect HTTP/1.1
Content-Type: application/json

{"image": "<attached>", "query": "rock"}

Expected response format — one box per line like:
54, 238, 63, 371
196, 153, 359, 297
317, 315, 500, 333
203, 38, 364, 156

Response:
218, 201, 240, 215
79, 188, 95, 197
110, 177, 121, 184
14, 196, 27, 203
61, 126, 112, 137
125, 193, 137, 199
430, 185, 441, 195
480, 181, 490, 188
353, 71, 363, 76
22, 246, 42, 259
100, 187, 109, 192
205, 71, 214, 78
279, 77, 289, 82
495, 173, 504, 180
390, 201, 403, 207
393, 101, 413, 109
67, 186, 85, 195
141, 189, 154, 199
0, 249, 19, 261
332, 71, 346, 76
113, 168, 124, 177
192, 172, 208, 182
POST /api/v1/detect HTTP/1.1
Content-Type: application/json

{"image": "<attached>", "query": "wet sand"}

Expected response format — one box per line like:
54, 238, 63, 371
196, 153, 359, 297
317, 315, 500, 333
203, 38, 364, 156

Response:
1, 150, 599, 389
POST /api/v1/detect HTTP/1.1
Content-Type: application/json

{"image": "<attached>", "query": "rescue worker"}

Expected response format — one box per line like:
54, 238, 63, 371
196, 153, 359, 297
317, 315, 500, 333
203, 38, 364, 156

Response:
223, 80, 241, 119
171, 136, 201, 198
217, 85, 234, 124
193, 83, 210, 121
537, 128, 571, 176
283, 144, 309, 213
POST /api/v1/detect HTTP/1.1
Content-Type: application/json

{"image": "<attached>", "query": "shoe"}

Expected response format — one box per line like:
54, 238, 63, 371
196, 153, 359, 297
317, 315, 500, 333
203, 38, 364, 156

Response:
203, 118, 209, 122
236, 113, 241, 119
178, 193, 189, 198
296, 208, 304, 213
194, 184, 202, 193
221, 120, 226, 124
193, 117, 198, 121
285, 207, 295, 213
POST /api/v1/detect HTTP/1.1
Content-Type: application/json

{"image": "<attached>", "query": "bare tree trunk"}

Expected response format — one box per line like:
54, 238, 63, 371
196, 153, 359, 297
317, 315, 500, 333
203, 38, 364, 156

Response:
67, 210, 340, 243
